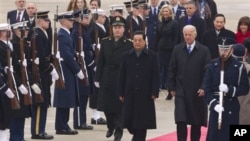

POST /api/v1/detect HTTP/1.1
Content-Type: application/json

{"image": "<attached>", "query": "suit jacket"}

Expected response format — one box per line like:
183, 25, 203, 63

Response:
178, 14, 206, 43
7, 9, 29, 24
174, 5, 186, 21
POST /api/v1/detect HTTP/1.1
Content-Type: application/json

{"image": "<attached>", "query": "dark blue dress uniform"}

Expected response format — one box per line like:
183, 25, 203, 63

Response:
146, 6, 160, 51
71, 20, 96, 129
30, 11, 54, 139
125, 14, 143, 39
53, 22, 81, 133
204, 57, 249, 141
0, 62, 11, 131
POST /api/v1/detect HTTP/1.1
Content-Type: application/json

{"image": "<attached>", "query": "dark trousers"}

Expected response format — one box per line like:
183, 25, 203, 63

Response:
177, 122, 201, 141
128, 128, 147, 141
104, 112, 123, 139
9, 117, 25, 141
31, 105, 48, 135
89, 87, 98, 109
159, 64, 167, 89
55, 107, 70, 130
73, 95, 88, 128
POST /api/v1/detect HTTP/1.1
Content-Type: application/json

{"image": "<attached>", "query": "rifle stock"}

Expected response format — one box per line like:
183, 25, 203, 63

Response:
31, 28, 44, 102
53, 10, 65, 89
20, 33, 32, 105
6, 49, 20, 110
77, 21, 89, 86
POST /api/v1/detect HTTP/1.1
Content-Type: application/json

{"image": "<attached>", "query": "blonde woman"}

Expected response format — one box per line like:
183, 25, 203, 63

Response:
155, 4, 178, 100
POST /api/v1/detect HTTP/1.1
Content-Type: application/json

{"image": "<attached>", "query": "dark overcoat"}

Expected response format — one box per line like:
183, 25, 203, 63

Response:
95, 36, 133, 112
53, 28, 81, 108
35, 28, 54, 107
204, 57, 249, 141
201, 28, 236, 59
168, 41, 210, 126
118, 48, 159, 129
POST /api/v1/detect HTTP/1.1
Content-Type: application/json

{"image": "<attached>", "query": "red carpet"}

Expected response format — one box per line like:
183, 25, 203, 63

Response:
147, 127, 207, 141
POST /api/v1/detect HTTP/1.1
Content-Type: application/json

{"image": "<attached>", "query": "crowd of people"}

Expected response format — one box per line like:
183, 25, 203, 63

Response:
0, 0, 250, 141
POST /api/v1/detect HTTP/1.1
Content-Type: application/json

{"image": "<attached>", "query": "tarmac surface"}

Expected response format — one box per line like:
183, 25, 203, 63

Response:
0, 0, 250, 140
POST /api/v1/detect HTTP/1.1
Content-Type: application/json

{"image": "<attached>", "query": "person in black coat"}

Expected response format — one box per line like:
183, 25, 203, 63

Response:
178, 1, 206, 43
168, 25, 210, 141
202, 14, 236, 59
88, 8, 108, 125
7, 0, 29, 24
155, 4, 178, 100
118, 30, 160, 141
204, 38, 249, 141
95, 16, 133, 141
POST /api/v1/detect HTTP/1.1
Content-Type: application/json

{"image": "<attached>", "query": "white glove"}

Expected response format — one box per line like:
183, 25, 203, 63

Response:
80, 51, 85, 58
5, 88, 15, 98
18, 84, 28, 95
94, 82, 100, 88
219, 83, 229, 93
31, 84, 41, 94
22, 59, 27, 67
56, 52, 61, 59
50, 68, 59, 80
77, 70, 84, 79
92, 44, 101, 50
96, 43, 100, 49
214, 104, 224, 113
34, 57, 39, 65
4, 66, 14, 73
93, 66, 96, 72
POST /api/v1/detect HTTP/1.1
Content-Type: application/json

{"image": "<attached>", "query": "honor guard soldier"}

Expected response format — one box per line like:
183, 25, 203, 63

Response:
204, 38, 249, 141
124, 1, 144, 39
53, 10, 84, 135
88, 8, 108, 125
71, 9, 95, 130
109, 4, 125, 17
0, 23, 18, 141
31, 11, 57, 140
95, 16, 133, 141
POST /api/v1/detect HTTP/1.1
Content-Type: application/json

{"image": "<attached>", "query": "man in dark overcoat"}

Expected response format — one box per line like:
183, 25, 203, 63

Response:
118, 30, 159, 141
7, 0, 29, 24
53, 11, 84, 135
204, 38, 249, 141
95, 16, 133, 141
168, 25, 210, 141
201, 13, 236, 59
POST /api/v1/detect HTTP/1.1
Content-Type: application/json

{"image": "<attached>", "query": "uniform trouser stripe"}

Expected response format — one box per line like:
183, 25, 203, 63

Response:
35, 106, 41, 135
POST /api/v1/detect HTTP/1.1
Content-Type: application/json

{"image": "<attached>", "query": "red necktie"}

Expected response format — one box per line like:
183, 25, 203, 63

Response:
16, 11, 21, 22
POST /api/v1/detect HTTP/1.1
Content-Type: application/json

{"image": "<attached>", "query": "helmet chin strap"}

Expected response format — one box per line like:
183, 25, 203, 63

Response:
221, 48, 233, 61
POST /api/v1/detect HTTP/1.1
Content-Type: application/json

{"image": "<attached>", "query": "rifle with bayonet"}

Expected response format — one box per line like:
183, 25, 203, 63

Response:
20, 20, 32, 105
31, 14, 44, 102
53, 5, 65, 88
6, 22, 20, 109
129, 0, 134, 39
77, 9, 89, 86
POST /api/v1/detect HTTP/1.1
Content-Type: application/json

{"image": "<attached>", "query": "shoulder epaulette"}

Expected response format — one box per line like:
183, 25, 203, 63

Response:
102, 37, 111, 41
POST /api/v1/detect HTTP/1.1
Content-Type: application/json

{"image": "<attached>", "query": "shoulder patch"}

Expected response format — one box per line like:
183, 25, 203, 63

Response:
102, 37, 111, 40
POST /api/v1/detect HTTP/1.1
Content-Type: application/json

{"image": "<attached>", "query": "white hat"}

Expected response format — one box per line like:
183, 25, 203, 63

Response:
57, 11, 75, 20
0, 23, 11, 31
91, 9, 106, 16
109, 4, 125, 11
11, 21, 29, 29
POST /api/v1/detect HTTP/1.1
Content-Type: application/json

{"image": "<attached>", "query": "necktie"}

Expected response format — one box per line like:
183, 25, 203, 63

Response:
187, 46, 192, 54
154, 8, 157, 16
16, 11, 21, 22
172, 8, 175, 14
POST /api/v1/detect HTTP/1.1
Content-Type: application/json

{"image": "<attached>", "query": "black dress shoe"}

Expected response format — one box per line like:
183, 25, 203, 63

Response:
31, 133, 54, 140
91, 117, 107, 125
106, 129, 114, 138
75, 123, 93, 130
56, 129, 78, 135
